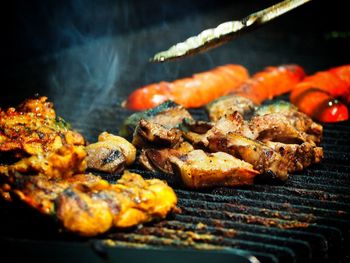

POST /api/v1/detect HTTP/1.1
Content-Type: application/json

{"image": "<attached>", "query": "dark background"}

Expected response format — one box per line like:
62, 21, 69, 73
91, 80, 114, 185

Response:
1, 0, 349, 139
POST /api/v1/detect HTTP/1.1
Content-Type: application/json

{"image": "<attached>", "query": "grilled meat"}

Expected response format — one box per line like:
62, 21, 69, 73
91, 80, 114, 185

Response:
206, 132, 289, 180
265, 141, 323, 172
86, 132, 136, 173
13, 170, 177, 236
57, 171, 177, 236
254, 101, 323, 144
138, 141, 194, 174
132, 119, 183, 148
120, 101, 192, 139
0, 97, 178, 236
249, 113, 310, 144
169, 149, 259, 188
182, 112, 256, 148
128, 98, 323, 184
206, 94, 256, 122
0, 96, 87, 188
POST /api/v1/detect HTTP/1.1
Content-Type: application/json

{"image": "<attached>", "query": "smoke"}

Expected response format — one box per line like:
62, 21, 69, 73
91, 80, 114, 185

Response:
45, 0, 126, 128
48, 38, 121, 121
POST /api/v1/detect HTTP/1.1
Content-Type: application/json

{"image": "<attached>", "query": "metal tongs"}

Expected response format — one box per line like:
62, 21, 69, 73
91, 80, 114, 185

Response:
151, 0, 312, 62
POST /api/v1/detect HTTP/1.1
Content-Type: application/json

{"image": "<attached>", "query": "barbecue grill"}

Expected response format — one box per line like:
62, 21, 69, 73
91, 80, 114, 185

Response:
1, 0, 350, 262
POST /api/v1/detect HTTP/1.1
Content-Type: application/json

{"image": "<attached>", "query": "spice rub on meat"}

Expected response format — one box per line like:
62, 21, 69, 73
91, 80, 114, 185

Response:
0, 96, 87, 201
124, 97, 323, 187
0, 97, 177, 236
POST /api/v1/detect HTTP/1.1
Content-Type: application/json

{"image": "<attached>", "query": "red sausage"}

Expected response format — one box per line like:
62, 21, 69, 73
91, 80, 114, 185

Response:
123, 64, 249, 110
290, 65, 350, 123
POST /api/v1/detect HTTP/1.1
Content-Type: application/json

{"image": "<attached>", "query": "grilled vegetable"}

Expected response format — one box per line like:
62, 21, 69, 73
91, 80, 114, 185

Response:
85, 132, 136, 174
235, 64, 305, 104
290, 65, 350, 122
122, 64, 249, 110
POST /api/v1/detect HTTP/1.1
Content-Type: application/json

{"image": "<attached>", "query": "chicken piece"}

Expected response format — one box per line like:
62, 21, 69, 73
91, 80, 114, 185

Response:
265, 141, 324, 172
138, 141, 194, 174
12, 170, 177, 236
206, 94, 256, 122
169, 149, 259, 189
12, 173, 104, 215
0, 96, 86, 183
86, 132, 136, 173
56, 171, 177, 236
207, 133, 289, 180
132, 119, 183, 148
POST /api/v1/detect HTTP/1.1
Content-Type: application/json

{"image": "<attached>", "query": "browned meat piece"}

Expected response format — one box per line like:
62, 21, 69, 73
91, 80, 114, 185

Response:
265, 141, 324, 172
120, 101, 193, 139
206, 94, 256, 122
0, 96, 86, 181
254, 101, 323, 144
13, 170, 177, 237
132, 119, 183, 148
13, 173, 102, 215
249, 113, 310, 144
1, 98, 178, 237
182, 112, 256, 148
169, 149, 259, 189
205, 112, 257, 141
150, 104, 193, 129
86, 132, 136, 173
58, 171, 177, 236
283, 111, 323, 145
0, 96, 87, 201
207, 133, 289, 180
138, 142, 194, 174
0, 96, 85, 157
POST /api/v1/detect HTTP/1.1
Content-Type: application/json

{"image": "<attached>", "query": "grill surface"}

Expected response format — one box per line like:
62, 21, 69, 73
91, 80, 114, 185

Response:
1, 100, 350, 263
1, 1, 350, 262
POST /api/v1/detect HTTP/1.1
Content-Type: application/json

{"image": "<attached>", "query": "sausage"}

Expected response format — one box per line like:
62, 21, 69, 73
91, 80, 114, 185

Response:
290, 65, 350, 122
122, 64, 249, 110
234, 64, 306, 104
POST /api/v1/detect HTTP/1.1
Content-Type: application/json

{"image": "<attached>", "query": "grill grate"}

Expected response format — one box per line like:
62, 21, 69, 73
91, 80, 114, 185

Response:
1, 101, 350, 263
